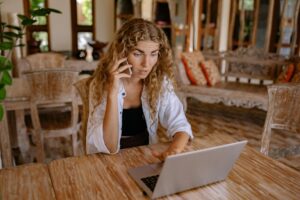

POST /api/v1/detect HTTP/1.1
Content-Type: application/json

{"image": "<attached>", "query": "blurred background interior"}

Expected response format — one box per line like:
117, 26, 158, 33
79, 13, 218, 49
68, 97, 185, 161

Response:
0, 0, 299, 171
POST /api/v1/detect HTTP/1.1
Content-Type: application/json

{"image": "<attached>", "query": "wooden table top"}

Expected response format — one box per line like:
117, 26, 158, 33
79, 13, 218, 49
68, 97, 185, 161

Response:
47, 133, 300, 200
0, 163, 55, 200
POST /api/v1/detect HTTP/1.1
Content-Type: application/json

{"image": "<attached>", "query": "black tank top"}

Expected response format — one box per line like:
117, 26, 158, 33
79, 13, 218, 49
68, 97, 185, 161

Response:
121, 106, 149, 149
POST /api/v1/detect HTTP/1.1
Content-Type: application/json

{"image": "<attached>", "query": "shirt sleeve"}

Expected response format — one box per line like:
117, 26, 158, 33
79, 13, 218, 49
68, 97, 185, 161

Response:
158, 83, 194, 140
86, 99, 112, 154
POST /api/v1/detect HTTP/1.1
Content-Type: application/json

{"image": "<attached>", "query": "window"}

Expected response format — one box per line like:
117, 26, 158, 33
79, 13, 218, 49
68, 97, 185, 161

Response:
23, 0, 51, 54
71, 0, 95, 55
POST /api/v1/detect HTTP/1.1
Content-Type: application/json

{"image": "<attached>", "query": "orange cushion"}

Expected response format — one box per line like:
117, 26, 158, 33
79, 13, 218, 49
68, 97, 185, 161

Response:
200, 60, 221, 86
181, 52, 207, 85
291, 63, 300, 83
276, 63, 295, 83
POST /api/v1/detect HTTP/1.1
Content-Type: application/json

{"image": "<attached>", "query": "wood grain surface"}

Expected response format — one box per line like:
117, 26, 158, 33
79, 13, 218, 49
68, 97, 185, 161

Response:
48, 133, 300, 200
0, 163, 55, 200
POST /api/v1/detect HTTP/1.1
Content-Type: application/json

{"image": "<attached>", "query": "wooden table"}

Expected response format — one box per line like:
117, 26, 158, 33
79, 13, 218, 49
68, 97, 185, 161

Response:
47, 133, 300, 199
0, 163, 55, 199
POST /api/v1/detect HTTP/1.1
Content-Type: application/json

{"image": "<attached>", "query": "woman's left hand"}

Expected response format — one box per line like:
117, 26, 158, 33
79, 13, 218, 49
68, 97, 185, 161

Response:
152, 148, 182, 161
151, 132, 189, 161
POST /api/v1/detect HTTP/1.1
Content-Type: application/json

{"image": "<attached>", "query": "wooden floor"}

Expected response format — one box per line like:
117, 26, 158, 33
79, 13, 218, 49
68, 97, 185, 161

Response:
186, 98, 300, 172
13, 98, 300, 172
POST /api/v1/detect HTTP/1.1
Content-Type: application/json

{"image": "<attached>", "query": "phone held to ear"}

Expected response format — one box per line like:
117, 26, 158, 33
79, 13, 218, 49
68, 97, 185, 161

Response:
119, 59, 132, 75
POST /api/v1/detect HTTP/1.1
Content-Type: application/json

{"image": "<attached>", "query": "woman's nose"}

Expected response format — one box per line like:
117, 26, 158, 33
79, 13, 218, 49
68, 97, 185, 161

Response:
142, 56, 151, 68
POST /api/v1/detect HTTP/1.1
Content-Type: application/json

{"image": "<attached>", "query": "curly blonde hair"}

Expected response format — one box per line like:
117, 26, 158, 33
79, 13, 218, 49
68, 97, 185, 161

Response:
90, 18, 174, 119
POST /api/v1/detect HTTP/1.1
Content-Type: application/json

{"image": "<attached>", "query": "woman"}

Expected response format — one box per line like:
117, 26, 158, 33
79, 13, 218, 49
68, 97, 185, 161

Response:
87, 18, 193, 159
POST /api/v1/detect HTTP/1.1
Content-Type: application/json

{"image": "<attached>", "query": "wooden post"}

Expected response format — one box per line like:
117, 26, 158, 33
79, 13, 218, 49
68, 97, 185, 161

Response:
228, 0, 237, 50
238, 0, 245, 47
219, 0, 231, 52
203, 0, 212, 50
291, 0, 300, 56
185, 0, 193, 52
264, 0, 275, 53
196, 0, 204, 50
214, 0, 223, 51
251, 0, 260, 46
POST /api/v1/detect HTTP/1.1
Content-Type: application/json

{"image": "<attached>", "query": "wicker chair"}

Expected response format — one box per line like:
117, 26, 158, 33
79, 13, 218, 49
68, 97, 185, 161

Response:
24, 69, 80, 162
260, 83, 300, 157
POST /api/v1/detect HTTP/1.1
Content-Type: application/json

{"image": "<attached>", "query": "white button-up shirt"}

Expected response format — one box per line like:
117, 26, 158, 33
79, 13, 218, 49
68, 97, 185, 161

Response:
86, 79, 193, 154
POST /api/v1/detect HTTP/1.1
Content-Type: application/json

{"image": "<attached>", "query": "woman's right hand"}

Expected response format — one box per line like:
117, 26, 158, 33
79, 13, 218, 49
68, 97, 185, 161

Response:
108, 57, 132, 95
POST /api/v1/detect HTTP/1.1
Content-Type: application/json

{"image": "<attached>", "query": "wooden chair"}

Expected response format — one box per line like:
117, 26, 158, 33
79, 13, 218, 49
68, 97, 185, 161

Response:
74, 77, 92, 155
260, 83, 300, 157
15, 53, 69, 162
24, 69, 80, 162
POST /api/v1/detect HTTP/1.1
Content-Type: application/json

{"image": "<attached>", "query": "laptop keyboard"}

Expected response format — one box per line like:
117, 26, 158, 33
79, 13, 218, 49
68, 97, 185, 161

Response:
141, 175, 159, 192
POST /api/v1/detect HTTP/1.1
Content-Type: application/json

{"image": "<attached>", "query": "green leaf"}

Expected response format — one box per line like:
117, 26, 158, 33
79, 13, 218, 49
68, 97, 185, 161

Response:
0, 42, 13, 50
0, 86, 6, 100
0, 56, 13, 70
17, 14, 29, 21
46, 8, 62, 14
0, 104, 4, 121
3, 31, 22, 38
31, 8, 49, 16
6, 25, 22, 31
21, 18, 37, 26
31, 8, 62, 16
1, 35, 13, 41
1, 71, 12, 85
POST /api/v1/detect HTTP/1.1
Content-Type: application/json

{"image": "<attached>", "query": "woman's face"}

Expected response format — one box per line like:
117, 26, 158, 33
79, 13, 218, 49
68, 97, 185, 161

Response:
127, 40, 160, 79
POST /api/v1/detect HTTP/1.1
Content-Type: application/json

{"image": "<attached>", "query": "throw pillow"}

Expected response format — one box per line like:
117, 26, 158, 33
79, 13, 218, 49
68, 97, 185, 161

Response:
276, 63, 295, 83
181, 52, 207, 85
200, 60, 221, 86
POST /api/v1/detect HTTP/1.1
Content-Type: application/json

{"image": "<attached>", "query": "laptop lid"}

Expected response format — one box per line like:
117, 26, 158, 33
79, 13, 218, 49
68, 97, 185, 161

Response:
128, 140, 247, 199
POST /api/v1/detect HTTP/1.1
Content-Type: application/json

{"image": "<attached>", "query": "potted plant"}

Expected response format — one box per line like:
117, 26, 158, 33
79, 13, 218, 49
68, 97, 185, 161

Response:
0, 5, 61, 120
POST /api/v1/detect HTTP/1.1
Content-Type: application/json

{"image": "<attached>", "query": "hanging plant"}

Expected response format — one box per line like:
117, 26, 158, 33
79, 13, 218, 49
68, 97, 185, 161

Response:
0, 4, 61, 120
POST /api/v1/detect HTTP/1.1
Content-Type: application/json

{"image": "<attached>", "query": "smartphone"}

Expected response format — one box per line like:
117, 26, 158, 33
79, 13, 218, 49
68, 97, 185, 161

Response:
119, 59, 132, 75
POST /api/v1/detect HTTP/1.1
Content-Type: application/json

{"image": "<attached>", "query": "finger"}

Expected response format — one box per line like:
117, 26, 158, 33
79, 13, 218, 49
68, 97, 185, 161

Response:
118, 64, 132, 73
112, 57, 128, 71
116, 57, 127, 68
151, 150, 160, 157
151, 150, 164, 161
115, 73, 131, 79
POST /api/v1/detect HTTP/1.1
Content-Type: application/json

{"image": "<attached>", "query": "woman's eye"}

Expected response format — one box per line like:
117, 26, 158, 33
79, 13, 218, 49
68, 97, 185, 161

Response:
151, 53, 159, 57
133, 53, 142, 57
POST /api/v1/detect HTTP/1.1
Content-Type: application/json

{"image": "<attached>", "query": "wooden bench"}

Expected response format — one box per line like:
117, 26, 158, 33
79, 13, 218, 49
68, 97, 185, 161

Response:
176, 48, 289, 111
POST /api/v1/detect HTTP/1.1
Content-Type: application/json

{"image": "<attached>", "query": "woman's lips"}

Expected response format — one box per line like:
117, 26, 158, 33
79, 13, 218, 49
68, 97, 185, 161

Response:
136, 69, 148, 74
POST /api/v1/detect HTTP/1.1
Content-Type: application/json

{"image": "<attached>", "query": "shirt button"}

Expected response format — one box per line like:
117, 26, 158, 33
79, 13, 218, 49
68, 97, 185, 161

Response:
122, 92, 125, 96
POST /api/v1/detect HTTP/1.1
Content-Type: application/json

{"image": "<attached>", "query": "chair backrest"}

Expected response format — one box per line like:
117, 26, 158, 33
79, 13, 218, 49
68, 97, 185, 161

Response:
25, 52, 66, 69
16, 52, 66, 77
24, 69, 80, 130
74, 77, 92, 154
260, 83, 300, 156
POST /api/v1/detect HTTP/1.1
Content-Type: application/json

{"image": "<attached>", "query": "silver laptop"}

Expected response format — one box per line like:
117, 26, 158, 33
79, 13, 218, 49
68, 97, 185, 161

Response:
128, 140, 247, 199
